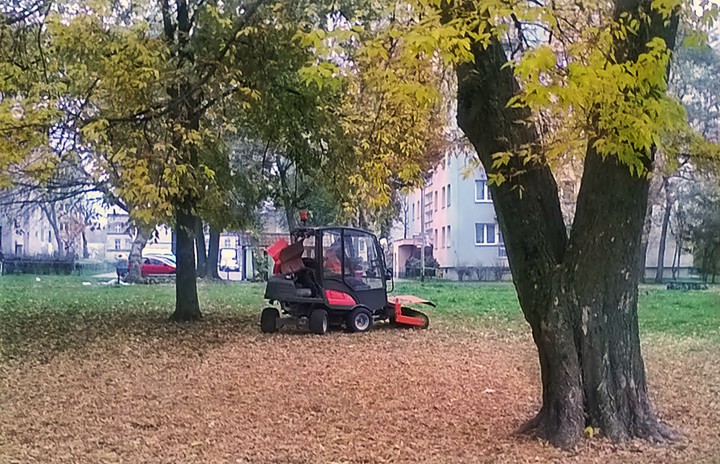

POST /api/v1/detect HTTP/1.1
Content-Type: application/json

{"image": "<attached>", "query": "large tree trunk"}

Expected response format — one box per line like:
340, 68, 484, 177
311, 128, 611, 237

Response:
566, 147, 674, 441
195, 216, 207, 278
171, 201, 201, 321
458, 38, 583, 448
456, 0, 678, 447
206, 227, 221, 280
162, 0, 201, 321
125, 227, 151, 283
655, 178, 672, 283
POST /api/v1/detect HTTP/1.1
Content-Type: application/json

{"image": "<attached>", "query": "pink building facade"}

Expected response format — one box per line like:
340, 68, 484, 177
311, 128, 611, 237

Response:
390, 151, 509, 280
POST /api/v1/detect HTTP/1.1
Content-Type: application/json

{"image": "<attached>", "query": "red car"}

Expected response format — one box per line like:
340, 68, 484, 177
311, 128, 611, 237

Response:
138, 254, 176, 277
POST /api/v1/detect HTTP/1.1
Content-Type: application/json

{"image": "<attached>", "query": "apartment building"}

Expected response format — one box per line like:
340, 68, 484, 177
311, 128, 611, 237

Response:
0, 207, 58, 257
391, 151, 508, 279
391, 150, 695, 281
106, 207, 173, 259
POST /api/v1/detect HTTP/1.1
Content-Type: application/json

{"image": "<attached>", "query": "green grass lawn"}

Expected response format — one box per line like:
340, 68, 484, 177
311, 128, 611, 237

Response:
395, 281, 720, 339
0, 275, 717, 359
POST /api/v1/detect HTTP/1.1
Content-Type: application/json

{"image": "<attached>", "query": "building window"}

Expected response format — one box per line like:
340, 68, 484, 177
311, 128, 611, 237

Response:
434, 191, 438, 211
475, 223, 497, 245
441, 227, 446, 248
475, 180, 492, 202
417, 201, 421, 219
115, 223, 123, 233
411, 203, 415, 223
447, 225, 451, 248
447, 184, 451, 207
224, 238, 231, 248
114, 239, 122, 250
441, 187, 446, 209
48, 231, 51, 242
498, 246, 507, 257
425, 192, 433, 221
434, 229, 438, 247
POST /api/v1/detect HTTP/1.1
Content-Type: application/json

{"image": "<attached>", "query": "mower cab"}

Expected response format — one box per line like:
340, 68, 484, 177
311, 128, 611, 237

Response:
261, 226, 432, 335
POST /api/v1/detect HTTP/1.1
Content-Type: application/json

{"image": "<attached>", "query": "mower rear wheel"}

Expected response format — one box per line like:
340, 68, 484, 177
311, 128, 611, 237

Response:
261, 307, 280, 333
309, 309, 329, 335
347, 307, 373, 333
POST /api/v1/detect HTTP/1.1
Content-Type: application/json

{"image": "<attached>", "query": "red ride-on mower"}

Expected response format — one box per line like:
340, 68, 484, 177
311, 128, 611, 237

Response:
261, 226, 433, 335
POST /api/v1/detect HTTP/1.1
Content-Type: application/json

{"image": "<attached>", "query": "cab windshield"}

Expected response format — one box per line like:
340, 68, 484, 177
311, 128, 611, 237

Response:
322, 229, 384, 290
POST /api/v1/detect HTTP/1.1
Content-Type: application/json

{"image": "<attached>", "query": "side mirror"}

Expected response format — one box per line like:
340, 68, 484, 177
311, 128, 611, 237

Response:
385, 268, 393, 280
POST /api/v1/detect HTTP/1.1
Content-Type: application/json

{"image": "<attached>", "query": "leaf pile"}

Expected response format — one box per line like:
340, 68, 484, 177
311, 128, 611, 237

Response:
1, 317, 719, 463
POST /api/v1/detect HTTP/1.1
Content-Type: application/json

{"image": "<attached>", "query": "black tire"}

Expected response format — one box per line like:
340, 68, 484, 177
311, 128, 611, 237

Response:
261, 307, 279, 333
347, 307, 373, 333
309, 309, 329, 335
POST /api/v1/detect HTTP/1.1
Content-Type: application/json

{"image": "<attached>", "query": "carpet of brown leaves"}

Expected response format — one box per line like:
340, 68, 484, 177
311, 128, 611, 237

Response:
1, 319, 719, 464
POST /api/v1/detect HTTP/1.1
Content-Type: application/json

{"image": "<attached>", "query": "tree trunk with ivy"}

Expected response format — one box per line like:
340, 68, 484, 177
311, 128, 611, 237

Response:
456, 0, 678, 447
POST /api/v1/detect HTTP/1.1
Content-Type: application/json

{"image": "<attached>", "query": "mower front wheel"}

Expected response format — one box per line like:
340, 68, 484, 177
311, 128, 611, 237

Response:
261, 307, 280, 333
347, 307, 373, 333
309, 309, 329, 335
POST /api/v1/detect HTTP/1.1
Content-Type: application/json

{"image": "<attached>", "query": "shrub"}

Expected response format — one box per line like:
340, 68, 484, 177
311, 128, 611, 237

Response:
1, 255, 76, 275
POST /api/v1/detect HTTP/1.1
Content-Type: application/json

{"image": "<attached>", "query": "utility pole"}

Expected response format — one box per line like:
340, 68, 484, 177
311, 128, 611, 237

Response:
420, 185, 426, 283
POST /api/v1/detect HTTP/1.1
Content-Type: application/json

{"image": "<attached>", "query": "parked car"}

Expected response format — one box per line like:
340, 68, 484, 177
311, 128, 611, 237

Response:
127, 254, 176, 277
143, 251, 177, 263
141, 255, 176, 276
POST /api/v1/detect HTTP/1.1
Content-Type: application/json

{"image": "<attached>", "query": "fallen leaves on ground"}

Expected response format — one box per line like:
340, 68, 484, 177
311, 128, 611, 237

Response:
1, 317, 719, 463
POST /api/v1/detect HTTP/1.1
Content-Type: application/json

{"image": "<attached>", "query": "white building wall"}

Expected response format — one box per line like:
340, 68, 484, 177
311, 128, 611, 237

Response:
0, 208, 57, 257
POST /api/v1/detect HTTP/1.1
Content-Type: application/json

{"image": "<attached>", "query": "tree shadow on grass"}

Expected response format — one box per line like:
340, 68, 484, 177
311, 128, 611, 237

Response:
0, 308, 260, 364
